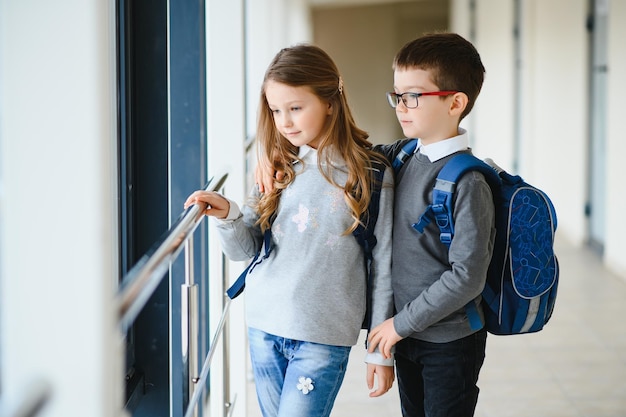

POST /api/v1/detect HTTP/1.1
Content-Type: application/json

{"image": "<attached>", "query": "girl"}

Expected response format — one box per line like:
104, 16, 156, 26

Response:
184, 44, 394, 417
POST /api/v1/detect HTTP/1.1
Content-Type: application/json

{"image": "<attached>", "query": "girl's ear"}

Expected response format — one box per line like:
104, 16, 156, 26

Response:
449, 92, 468, 117
327, 101, 333, 115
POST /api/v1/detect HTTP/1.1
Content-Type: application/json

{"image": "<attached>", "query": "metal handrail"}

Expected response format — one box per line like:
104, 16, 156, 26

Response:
116, 173, 228, 332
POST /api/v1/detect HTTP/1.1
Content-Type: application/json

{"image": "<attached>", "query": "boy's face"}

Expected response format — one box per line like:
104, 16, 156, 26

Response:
392, 68, 458, 145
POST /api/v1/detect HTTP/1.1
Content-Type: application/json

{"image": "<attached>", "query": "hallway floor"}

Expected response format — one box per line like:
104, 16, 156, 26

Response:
247, 237, 626, 416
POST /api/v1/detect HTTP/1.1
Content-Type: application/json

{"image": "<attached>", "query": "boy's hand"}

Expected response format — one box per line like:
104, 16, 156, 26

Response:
183, 191, 230, 219
368, 318, 403, 359
254, 160, 283, 193
366, 363, 394, 398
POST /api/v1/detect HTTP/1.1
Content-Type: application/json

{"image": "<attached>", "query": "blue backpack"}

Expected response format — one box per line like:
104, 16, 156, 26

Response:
226, 159, 388, 331
393, 139, 559, 335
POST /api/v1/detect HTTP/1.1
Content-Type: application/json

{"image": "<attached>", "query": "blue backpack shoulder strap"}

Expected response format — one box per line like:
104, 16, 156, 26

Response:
392, 138, 418, 172
226, 227, 273, 299
412, 153, 501, 246
353, 159, 387, 332
352, 159, 386, 259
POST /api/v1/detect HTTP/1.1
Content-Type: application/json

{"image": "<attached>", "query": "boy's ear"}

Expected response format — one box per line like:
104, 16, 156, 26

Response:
449, 92, 468, 117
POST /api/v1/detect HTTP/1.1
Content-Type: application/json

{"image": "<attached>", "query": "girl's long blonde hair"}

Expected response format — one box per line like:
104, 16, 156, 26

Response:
255, 44, 387, 233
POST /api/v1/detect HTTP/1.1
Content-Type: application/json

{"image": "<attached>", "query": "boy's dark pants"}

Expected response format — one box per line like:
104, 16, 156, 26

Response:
395, 329, 487, 417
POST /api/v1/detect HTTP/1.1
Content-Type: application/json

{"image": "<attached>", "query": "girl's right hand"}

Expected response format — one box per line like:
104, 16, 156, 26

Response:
183, 191, 230, 219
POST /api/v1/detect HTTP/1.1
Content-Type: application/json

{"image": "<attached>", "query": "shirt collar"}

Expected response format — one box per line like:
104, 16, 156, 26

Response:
297, 144, 344, 166
298, 144, 316, 161
417, 128, 469, 162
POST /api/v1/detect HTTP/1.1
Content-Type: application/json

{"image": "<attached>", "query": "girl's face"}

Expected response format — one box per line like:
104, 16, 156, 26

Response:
392, 68, 458, 145
265, 80, 332, 149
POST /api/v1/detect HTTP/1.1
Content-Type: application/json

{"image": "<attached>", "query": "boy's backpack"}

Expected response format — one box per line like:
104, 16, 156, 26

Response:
393, 139, 559, 335
225, 158, 388, 331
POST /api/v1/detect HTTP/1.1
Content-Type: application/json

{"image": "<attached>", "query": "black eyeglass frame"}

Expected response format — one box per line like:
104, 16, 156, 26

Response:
386, 91, 458, 109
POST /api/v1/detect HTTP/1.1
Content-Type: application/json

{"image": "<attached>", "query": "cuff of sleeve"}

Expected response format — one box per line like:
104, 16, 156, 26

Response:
216, 198, 242, 222
364, 351, 394, 367
393, 310, 414, 338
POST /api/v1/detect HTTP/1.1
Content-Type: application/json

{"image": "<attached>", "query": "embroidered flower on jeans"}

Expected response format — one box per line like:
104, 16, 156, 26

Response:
297, 376, 314, 394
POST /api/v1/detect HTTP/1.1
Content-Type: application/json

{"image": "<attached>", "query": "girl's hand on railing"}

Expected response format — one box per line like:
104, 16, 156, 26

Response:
184, 191, 230, 219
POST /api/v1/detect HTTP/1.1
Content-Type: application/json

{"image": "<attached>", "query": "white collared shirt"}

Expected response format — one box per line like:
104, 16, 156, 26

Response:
298, 143, 344, 167
417, 128, 469, 162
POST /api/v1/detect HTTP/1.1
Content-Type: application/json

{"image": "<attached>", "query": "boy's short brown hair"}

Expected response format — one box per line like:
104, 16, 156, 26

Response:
393, 32, 485, 120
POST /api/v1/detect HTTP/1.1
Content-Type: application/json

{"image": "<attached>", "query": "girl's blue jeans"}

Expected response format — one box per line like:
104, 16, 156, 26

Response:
247, 327, 351, 417
394, 329, 487, 417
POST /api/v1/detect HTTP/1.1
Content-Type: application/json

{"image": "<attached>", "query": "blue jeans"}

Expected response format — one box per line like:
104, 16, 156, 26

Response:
248, 327, 351, 417
395, 329, 487, 417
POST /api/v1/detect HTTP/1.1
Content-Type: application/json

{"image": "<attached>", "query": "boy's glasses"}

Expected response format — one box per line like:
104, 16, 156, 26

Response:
386, 91, 458, 109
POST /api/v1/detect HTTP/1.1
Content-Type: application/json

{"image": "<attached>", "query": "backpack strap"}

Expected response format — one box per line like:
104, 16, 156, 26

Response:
226, 226, 273, 299
352, 159, 387, 333
412, 153, 501, 246
392, 138, 418, 172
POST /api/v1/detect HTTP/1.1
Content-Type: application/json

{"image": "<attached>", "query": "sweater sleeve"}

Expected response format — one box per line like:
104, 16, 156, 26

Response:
364, 167, 395, 366
212, 187, 265, 262
368, 166, 395, 329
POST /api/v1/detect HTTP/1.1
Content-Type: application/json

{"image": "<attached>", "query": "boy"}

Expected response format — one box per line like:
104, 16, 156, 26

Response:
366, 33, 494, 417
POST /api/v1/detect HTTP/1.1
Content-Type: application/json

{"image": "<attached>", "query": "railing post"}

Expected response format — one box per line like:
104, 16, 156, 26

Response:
182, 238, 199, 417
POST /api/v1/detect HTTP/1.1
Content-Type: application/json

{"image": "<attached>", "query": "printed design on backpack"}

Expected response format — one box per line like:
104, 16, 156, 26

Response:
508, 187, 557, 299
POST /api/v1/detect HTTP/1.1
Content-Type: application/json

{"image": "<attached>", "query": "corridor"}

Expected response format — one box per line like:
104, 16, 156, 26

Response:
247, 236, 626, 416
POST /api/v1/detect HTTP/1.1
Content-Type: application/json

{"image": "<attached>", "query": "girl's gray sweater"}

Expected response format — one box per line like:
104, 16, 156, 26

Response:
215, 146, 394, 354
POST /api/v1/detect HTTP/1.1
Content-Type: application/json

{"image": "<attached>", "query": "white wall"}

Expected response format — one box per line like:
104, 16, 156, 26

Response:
0, 1, 124, 416
519, 0, 589, 246
471, 0, 515, 169
604, 0, 626, 278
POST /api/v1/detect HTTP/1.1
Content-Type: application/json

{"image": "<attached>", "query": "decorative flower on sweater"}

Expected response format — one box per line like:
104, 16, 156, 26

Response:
292, 204, 310, 232
297, 376, 314, 395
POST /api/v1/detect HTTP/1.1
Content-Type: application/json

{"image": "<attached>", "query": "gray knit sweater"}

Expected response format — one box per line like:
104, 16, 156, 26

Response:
377, 138, 495, 343
214, 145, 394, 354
